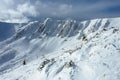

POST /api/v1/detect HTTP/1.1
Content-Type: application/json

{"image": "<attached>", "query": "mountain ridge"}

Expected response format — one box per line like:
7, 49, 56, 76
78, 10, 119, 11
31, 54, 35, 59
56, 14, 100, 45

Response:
0, 17, 120, 80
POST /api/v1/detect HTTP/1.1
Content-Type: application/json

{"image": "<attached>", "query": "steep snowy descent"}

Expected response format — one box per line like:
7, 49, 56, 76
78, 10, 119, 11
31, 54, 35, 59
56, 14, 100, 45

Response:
0, 17, 120, 80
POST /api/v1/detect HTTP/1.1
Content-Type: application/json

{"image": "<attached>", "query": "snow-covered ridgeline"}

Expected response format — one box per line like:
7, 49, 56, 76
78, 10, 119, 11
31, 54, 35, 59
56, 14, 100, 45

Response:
0, 17, 120, 80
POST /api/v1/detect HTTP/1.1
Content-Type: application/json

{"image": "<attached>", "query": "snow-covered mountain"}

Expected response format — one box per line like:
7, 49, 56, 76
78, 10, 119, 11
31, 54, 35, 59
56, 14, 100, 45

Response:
0, 22, 26, 42
0, 17, 120, 80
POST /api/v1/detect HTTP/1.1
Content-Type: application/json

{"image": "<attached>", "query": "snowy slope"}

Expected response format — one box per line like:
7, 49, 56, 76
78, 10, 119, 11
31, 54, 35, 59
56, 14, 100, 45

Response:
0, 22, 26, 42
0, 17, 120, 80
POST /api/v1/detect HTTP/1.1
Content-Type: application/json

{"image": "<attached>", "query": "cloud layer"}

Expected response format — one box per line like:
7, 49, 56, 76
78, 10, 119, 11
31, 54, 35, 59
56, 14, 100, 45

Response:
0, 0, 120, 23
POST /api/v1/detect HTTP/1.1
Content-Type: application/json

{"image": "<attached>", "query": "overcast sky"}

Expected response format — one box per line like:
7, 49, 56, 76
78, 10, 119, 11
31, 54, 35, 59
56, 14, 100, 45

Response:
0, 0, 120, 23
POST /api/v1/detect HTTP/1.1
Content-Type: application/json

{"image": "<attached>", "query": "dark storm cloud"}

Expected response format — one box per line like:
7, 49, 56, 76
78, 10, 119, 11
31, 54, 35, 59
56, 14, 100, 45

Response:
0, 0, 120, 23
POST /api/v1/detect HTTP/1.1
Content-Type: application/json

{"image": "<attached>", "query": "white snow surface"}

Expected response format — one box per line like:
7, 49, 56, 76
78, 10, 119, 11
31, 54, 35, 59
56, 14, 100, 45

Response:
0, 17, 120, 80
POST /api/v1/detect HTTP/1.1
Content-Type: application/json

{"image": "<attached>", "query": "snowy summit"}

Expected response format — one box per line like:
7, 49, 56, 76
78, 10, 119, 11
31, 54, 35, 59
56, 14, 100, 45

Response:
0, 17, 120, 80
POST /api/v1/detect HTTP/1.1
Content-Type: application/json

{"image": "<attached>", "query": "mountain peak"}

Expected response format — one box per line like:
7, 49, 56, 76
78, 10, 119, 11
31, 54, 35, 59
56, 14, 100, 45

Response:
0, 17, 120, 80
